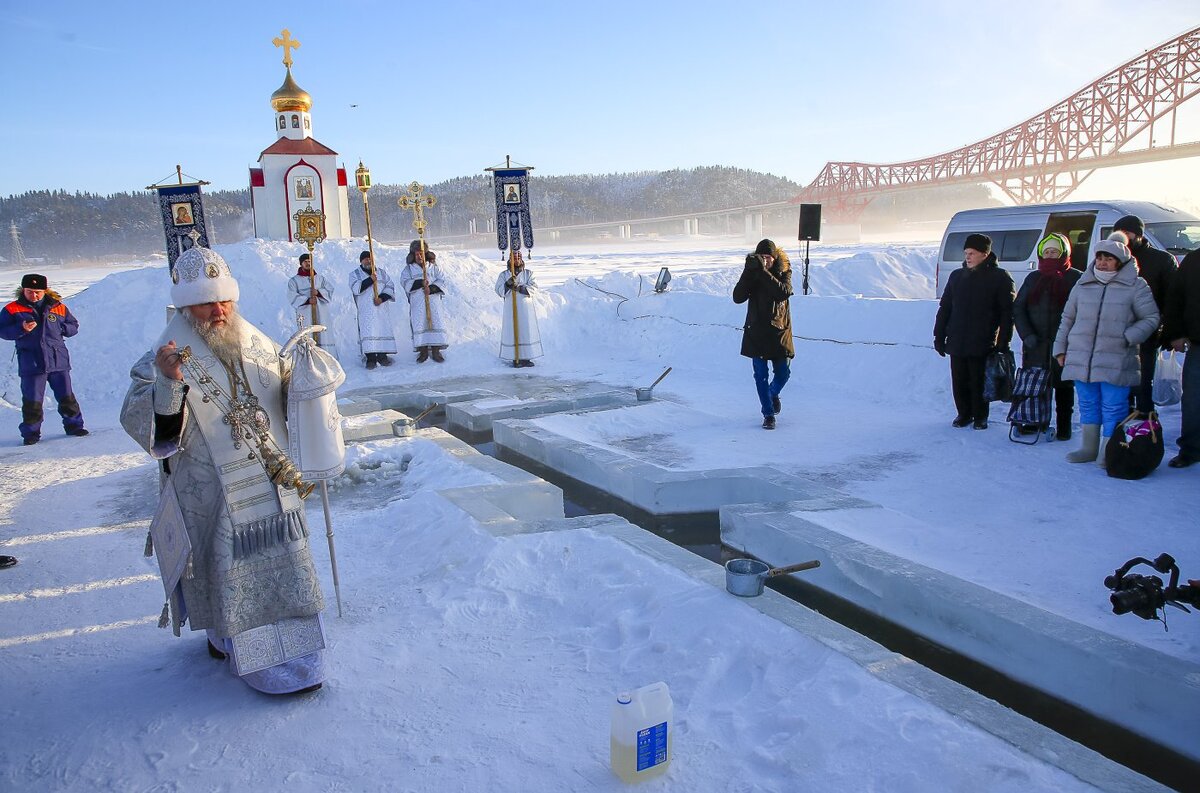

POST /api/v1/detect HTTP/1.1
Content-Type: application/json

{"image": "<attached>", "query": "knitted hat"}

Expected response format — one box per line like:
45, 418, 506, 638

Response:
1094, 238, 1132, 265
963, 233, 992, 254
754, 239, 776, 256
21, 273, 48, 290
1036, 232, 1071, 259
170, 247, 240, 307
1113, 215, 1145, 237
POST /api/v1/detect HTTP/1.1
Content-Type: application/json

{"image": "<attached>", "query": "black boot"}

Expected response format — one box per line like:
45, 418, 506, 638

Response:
416, 347, 430, 363
365, 354, 378, 370
1055, 412, 1073, 441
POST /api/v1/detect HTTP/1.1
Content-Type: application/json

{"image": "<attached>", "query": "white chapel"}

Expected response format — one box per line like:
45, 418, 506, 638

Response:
249, 30, 351, 241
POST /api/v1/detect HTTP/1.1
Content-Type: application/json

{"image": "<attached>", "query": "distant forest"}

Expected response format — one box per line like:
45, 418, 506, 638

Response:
0, 166, 996, 262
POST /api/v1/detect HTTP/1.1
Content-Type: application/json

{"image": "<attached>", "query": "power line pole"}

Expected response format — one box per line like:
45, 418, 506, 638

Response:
8, 222, 27, 268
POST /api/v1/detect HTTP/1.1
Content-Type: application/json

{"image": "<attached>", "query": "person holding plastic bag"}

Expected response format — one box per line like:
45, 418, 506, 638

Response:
1053, 235, 1159, 468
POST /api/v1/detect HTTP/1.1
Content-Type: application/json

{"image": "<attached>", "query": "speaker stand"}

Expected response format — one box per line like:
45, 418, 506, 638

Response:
802, 239, 811, 296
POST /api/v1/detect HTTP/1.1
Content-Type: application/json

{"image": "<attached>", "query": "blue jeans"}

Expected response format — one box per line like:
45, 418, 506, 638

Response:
752, 357, 790, 417
1075, 381, 1131, 437
1180, 347, 1199, 459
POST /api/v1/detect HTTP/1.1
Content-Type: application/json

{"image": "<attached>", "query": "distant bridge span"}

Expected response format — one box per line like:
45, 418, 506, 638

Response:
794, 25, 1200, 221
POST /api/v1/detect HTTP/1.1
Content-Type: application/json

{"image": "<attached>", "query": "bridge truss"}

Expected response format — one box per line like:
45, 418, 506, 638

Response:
796, 26, 1200, 221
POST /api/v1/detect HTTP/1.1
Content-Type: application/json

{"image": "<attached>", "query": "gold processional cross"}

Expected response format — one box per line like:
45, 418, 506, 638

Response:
273, 28, 301, 67
398, 182, 438, 330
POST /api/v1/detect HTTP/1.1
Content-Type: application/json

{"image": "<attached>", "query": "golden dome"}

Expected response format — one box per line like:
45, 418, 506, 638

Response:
270, 68, 312, 112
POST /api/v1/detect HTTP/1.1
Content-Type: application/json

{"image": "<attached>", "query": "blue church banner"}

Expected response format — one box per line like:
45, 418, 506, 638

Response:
155, 184, 211, 271
490, 168, 534, 254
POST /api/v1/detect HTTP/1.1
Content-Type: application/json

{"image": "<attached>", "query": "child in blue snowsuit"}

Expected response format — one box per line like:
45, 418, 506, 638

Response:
0, 273, 88, 445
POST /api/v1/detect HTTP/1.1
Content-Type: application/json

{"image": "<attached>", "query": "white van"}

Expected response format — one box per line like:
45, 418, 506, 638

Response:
936, 200, 1200, 297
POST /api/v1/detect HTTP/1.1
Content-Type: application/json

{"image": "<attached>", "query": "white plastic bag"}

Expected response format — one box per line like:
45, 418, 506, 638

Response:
1152, 350, 1183, 407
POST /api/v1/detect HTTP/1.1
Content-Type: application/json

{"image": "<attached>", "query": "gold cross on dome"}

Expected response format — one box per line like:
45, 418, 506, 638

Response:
272, 28, 301, 68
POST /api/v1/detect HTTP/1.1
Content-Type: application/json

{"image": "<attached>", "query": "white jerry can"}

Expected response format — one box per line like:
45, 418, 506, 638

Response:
610, 681, 673, 783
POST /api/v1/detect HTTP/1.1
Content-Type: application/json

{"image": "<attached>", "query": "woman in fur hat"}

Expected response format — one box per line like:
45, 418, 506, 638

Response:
1053, 234, 1160, 467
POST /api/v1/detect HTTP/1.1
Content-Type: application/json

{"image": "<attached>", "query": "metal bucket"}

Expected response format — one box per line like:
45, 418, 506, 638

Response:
392, 418, 415, 437
635, 387, 654, 402
724, 558, 820, 597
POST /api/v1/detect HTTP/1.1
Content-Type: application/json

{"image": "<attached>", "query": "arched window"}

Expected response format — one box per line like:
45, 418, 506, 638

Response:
278, 115, 286, 129
304, 117, 311, 130
291, 114, 299, 128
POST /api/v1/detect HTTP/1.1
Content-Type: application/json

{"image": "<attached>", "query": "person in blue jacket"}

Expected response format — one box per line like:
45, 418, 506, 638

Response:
0, 273, 88, 445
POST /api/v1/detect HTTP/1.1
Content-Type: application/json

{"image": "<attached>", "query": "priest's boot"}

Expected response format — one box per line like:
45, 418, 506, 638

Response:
1066, 424, 1100, 463
416, 347, 430, 363
365, 354, 378, 370
431, 348, 445, 363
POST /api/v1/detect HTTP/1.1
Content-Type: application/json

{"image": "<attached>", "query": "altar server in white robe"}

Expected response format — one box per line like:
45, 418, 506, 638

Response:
287, 253, 336, 353
401, 240, 449, 363
349, 250, 397, 369
120, 246, 327, 695
495, 249, 543, 367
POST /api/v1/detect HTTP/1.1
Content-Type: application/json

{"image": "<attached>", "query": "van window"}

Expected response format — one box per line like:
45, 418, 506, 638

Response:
1000, 230, 1039, 261
943, 230, 1040, 262
1146, 221, 1200, 258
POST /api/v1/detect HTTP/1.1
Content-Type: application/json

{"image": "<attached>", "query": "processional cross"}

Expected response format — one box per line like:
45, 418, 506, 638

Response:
272, 28, 301, 67
398, 182, 438, 330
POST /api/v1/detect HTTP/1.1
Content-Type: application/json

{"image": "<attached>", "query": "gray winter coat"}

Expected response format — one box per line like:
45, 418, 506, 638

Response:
1052, 260, 1159, 386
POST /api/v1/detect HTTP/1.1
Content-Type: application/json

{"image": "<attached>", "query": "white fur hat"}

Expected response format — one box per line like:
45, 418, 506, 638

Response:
170, 247, 240, 307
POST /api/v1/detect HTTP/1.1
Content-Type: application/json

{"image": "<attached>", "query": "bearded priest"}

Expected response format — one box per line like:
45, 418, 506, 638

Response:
121, 246, 327, 695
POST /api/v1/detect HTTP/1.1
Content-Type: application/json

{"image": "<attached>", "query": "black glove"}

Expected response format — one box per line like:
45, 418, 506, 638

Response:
516, 285, 529, 296
505, 277, 516, 290
359, 278, 374, 293
933, 338, 946, 357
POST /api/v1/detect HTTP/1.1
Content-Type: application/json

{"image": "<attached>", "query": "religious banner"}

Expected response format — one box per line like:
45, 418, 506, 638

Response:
146, 167, 212, 273
485, 156, 534, 254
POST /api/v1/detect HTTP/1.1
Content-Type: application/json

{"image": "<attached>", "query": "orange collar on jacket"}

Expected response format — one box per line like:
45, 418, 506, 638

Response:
4, 301, 34, 316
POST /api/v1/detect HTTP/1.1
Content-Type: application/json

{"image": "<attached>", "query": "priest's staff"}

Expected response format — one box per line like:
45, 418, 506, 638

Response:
507, 248, 521, 366
318, 480, 342, 617
354, 161, 380, 302
398, 181, 437, 331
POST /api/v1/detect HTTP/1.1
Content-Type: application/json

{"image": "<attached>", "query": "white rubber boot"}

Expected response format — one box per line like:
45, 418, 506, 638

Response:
1096, 434, 1110, 469
1066, 424, 1100, 463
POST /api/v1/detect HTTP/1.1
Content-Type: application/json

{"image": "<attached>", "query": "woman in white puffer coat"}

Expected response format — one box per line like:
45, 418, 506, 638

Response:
1054, 234, 1160, 467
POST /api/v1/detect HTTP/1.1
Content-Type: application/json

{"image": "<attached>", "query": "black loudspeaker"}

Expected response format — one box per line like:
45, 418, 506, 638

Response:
798, 204, 822, 241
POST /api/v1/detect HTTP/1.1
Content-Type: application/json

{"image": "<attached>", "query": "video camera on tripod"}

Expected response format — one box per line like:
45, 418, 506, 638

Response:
1104, 553, 1198, 628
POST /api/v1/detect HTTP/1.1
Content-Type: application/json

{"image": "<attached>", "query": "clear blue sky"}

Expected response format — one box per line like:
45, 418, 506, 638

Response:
1, 0, 1197, 197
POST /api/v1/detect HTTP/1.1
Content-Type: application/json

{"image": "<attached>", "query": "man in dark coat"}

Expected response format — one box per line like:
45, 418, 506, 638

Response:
733, 239, 794, 430
1164, 248, 1199, 468
1113, 214, 1177, 413
0, 273, 88, 445
1014, 233, 1082, 439
933, 234, 1015, 430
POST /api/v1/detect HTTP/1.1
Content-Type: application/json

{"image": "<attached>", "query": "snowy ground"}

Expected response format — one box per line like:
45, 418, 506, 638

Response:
0, 235, 1190, 790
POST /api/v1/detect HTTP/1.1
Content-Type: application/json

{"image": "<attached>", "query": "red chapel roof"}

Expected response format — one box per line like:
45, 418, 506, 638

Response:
259, 137, 339, 159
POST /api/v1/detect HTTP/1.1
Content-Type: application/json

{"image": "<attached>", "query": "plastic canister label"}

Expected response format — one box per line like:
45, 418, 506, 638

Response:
636, 722, 668, 771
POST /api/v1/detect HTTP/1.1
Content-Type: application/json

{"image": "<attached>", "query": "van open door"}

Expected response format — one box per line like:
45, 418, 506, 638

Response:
1044, 211, 1097, 271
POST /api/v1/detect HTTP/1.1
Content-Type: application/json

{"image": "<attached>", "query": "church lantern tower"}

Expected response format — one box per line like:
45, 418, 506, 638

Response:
249, 29, 351, 241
